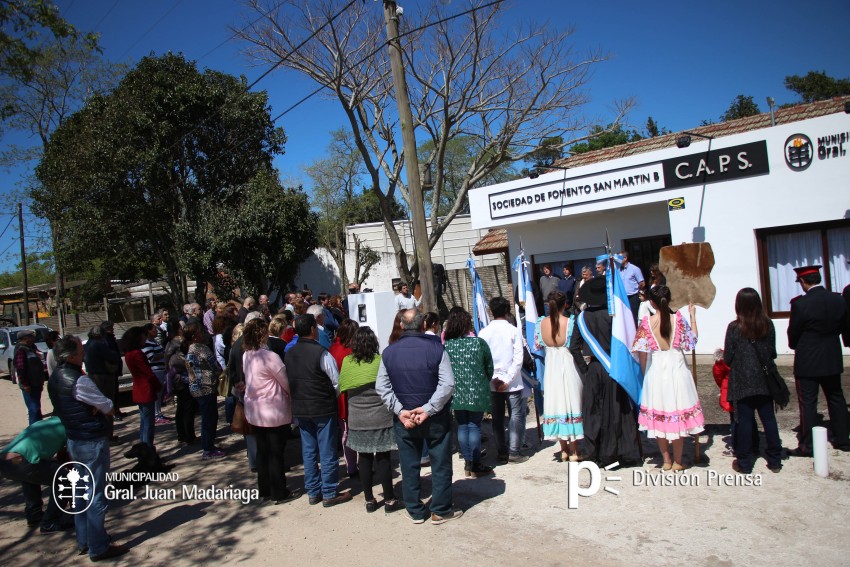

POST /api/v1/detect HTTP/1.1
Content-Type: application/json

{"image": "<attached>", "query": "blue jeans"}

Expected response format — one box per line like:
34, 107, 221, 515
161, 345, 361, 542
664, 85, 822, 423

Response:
22, 387, 43, 425
492, 391, 525, 455
734, 395, 782, 471
455, 410, 484, 462
298, 416, 339, 499
0, 458, 62, 528
138, 402, 155, 447
394, 409, 453, 519
67, 437, 111, 558
196, 394, 219, 452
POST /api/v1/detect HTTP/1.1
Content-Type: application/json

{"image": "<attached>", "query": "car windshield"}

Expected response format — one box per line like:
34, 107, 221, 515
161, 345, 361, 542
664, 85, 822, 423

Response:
11, 328, 51, 344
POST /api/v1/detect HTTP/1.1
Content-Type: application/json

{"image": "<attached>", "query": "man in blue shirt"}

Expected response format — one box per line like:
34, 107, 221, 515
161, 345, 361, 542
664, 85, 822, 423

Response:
557, 265, 577, 309
618, 251, 645, 324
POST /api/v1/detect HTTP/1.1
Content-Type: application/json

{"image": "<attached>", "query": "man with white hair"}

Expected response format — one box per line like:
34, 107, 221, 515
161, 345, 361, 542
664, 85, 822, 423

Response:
307, 304, 332, 348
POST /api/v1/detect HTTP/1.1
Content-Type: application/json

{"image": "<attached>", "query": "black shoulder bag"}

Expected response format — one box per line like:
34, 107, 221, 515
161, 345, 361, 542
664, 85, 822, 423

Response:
748, 339, 790, 409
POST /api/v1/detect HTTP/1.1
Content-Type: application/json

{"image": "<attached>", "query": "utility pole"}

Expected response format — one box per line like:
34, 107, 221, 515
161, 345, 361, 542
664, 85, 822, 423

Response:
51, 224, 65, 334
382, 0, 436, 312
18, 203, 30, 325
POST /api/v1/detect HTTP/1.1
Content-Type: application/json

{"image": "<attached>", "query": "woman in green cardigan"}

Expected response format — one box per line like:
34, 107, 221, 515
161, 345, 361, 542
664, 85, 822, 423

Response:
444, 308, 494, 478
339, 326, 400, 513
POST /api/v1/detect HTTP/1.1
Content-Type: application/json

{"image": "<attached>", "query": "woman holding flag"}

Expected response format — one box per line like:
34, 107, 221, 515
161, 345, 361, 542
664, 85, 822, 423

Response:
632, 286, 704, 471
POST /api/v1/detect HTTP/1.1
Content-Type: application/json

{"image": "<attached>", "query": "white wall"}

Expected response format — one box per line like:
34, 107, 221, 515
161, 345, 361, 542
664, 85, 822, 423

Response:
472, 112, 850, 354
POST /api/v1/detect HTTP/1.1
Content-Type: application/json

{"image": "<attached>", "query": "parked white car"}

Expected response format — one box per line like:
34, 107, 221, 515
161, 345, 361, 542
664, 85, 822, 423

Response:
0, 324, 51, 380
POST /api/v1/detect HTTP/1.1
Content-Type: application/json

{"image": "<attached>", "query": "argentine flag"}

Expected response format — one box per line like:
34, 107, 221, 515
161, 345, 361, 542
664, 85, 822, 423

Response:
466, 256, 490, 334
597, 252, 643, 406
513, 250, 544, 389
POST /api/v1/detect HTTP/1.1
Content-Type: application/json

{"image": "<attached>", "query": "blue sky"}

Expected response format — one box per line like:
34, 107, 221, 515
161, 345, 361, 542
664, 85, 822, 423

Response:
2, 0, 849, 271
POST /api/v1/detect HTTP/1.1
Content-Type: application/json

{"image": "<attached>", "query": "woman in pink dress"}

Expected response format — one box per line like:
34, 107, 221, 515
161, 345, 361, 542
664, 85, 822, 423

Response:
632, 286, 704, 471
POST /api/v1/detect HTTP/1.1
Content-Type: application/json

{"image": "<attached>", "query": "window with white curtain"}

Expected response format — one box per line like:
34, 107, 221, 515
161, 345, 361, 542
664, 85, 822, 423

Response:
757, 221, 850, 316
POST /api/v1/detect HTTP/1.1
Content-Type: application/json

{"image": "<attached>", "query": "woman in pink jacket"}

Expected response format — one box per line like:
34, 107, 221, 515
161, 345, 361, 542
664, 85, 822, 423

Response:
242, 318, 299, 504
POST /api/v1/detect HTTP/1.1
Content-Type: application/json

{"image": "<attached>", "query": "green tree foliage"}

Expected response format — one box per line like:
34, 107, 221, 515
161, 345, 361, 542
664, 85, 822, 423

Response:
418, 136, 519, 216
0, 0, 97, 81
33, 53, 287, 308
526, 136, 565, 167
197, 169, 317, 300
644, 116, 670, 138
720, 94, 760, 122
306, 129, 404, 292
0, 251, 53, 288
570, 124, 643, 154
784, 70, 850, 103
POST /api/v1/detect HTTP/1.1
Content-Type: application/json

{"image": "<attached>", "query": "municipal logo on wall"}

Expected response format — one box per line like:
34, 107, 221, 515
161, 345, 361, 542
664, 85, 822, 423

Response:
53, 461, 94, 514
784, 134, 813, 171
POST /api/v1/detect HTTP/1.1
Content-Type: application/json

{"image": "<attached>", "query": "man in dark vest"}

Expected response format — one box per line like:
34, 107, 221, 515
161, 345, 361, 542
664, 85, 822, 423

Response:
48, 335, 127, 561
14, 329, 45, 425
787, 265, 850, 456
376, 309, 461, 525
286, 314, 351, 508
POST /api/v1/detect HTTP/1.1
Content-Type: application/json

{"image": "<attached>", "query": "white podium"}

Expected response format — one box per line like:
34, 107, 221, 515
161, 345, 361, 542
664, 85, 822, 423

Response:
347, 291, 397, 352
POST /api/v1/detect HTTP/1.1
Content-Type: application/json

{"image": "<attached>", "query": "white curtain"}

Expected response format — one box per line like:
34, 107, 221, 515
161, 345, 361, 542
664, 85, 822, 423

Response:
766, 230, 822, 312
828, 227, 850, 292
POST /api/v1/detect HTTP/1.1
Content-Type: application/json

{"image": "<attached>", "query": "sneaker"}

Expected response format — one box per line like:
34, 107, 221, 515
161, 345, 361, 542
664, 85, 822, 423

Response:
431, 510, 464, 525
322, 492, 352, 508
90, 544, 129, 562
154, 417, 170, 425
406, 511, 426, 524
469, 462, 495, 478
384, 498, 403, 513
508, 453, 529, 464
202, 449, 226, 460
39, 523, 73, 535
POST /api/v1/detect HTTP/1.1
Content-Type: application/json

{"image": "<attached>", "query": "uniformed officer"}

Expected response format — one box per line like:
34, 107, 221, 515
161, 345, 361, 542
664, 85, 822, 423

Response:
787, 265, 850, 456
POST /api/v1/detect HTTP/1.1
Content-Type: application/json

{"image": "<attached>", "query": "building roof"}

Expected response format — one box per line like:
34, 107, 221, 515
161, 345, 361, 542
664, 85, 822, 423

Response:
551, 96, 850, 170
472, 228, 508, 256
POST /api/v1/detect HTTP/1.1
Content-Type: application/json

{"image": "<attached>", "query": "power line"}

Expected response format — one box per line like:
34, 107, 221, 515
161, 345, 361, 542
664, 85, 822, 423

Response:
117, 0, 186, 61
196, 0, 288, 64
92, 0, 121, 33
0, 216, 14, 240
204, 0, 507, 172
0, 238, 20, 258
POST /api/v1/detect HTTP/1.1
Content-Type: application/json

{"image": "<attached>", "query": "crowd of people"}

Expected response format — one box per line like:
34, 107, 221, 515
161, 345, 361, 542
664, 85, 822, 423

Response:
2, 261, 850, 556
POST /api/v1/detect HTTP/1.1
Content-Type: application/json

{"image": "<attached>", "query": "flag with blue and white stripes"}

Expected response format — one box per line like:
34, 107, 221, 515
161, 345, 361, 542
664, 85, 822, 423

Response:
596, 252, 643, 406
513, 250, 544, 390
466, 256, 490, 334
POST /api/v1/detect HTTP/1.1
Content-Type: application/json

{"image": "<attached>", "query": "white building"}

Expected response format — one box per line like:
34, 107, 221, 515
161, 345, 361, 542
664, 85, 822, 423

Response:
295, 214, 505, 296
469, 97, 850, 354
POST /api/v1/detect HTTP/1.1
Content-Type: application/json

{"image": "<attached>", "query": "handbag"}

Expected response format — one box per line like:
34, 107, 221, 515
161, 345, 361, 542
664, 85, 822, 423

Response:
217, 366, 230, 398
231, 402, 253, 435
748, 339, 790, 409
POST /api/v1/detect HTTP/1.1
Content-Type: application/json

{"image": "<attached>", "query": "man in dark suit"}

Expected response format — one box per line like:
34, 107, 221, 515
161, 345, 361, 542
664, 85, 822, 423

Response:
787, 265, 850, 456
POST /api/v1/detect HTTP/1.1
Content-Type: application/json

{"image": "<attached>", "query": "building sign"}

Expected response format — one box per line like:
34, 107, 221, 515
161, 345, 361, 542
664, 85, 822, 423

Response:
488, 162, 664, 220
661, 141, 769, 189
667, 197, 685, 211
486, 141, 768, 221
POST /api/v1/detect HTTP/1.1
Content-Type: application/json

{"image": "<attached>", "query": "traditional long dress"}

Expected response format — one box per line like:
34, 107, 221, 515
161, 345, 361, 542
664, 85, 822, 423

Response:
568, 307, 641, 466
632, 312, 705, 439
539, 317, 584, 441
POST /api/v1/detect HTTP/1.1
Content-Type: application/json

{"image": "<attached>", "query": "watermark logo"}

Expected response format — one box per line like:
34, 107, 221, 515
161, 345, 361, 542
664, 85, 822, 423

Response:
567, 461, 620, 509
53, 461, 94, 514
